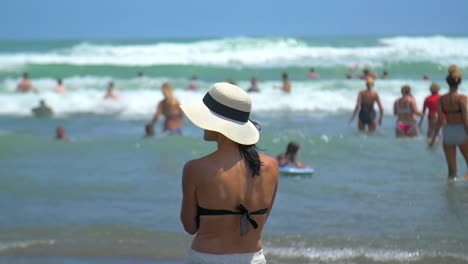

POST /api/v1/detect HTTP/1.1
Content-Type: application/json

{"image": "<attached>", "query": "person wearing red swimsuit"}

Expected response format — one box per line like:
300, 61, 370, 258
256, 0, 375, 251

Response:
419, 82, 444, 139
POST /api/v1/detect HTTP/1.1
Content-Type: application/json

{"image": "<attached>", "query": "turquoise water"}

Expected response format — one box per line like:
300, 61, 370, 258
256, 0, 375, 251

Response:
1, 36, 468, 263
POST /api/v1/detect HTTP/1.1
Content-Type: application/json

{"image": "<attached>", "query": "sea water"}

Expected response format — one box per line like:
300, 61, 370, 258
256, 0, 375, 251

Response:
1, 36, 468, 263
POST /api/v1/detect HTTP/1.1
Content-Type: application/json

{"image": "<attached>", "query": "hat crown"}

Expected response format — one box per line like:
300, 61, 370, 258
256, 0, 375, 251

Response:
209, 83, 251, 113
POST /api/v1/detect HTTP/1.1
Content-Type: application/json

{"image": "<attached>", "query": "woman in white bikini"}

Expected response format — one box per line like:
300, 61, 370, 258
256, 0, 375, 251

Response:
394, 85, 422, 138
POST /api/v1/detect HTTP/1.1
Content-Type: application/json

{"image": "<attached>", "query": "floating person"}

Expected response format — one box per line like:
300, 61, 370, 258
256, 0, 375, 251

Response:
150, 82, 183, 135
274, 72, 291, 93
55, 78, 67, 93
423, 73, 430, 81
179, 82, 278, 263
16, 72, 38, 93
103, 81, 118, 100
307, 67, 320, 79
276, 141, 309, 168
394, 85, 422, 138
419, 82, 443, 140
187, 75, 199, 91
349, 77, 384, 133
429, 65, 468, 180
246, 76, 260, 93
144, 123, 155, 138
32, 99, 53, 118
55, 126, 69, 141
137, 71, 144, 78
381, 70, 389, 80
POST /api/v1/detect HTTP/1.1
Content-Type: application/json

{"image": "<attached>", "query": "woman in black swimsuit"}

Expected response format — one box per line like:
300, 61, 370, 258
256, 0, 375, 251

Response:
349, 77, 384, 133
180, 83, 279, 263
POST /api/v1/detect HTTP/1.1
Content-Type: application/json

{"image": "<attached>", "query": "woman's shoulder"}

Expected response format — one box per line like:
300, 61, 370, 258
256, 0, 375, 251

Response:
260, 154, 279, 174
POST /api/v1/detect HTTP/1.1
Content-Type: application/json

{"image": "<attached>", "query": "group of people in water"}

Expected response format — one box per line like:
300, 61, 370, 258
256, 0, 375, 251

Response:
351, 65, 467, 180
10, 64, 467, 263
15, 65, 467, 180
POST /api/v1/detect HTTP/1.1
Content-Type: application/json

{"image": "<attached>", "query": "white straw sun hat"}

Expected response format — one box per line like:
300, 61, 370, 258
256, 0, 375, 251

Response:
180, 82, 260, 145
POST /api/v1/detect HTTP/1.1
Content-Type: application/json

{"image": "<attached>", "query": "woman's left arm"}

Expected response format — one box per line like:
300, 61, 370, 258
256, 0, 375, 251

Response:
180, 161, 199, 235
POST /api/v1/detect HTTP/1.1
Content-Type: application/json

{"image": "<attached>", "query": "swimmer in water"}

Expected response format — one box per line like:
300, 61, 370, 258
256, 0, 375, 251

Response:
150, 82, 184, 135
274, 72, 291, 93
187, 75, 199, 91
307, 68, 320, 79
104, 81, 118, 100
55, 78, 67, 93
394, 85, 422, 138
55, 126, 69, 141
17, 72, 38, 93
32, 99, 53, 118
247, 76, 260, 93
349, 77, 384, 133
276, 141, 309, 168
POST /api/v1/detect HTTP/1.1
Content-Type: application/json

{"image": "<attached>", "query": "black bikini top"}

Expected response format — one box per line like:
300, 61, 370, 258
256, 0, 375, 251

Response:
197, 203, 268, 236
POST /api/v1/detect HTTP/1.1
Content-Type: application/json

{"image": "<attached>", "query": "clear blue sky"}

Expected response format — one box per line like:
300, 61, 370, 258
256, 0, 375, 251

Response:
2, 0, 467, 39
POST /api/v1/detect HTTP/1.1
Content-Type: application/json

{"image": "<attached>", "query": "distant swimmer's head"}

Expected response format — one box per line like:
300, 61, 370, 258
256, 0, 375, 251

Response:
251, 76, 258, 84
446, 64, 463, 88
39, 99, 47, 106
57, 78, 63, 85
365, 77, 375, 89
191, 74, 199, 80
282, 72, 289, 79
309, 68, 315, 72
286, 141, 300, 155
401, 85, 411, 96
107, 81, 114, 89
429, 82, 440, 94
23, 72, 29, 79
56, 126, 66, 139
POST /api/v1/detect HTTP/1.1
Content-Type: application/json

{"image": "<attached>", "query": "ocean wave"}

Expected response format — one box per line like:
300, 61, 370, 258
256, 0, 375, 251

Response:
0, 36, 468, 68
0, 77, 452, 118
0, 240, 55, 252
265, 246, 468, 262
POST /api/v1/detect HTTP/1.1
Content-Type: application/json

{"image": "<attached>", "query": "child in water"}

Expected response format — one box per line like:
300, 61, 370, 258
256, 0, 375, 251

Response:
276, 141, 309, 168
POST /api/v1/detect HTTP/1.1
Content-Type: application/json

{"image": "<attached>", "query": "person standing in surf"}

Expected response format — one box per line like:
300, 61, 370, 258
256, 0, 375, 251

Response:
394, 85, 422, 138
274, 72, 291, 93
349, 77, 384, 133
150, 82, 184, 135
429, 65, 468, 180
419, 82, 443, 140
180, 82, 278, 264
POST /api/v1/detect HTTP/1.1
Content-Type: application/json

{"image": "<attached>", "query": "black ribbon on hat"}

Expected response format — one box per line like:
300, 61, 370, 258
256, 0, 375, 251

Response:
203, 92, 250, 123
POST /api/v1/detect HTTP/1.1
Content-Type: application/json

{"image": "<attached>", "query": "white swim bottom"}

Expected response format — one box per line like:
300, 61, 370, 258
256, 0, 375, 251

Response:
187, 249, 266, 264
444, 124, 468, 145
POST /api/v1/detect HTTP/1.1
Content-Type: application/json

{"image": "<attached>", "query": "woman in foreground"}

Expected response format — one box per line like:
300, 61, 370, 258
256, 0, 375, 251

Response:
430, 65, 468, 180
180, 82, 279, 263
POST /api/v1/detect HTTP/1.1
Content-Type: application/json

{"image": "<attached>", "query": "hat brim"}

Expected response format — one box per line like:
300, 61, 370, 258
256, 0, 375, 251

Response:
180, 101, 259, 145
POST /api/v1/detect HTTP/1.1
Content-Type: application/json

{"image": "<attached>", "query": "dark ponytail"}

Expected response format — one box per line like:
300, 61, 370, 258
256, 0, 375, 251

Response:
238, 144, 262, 177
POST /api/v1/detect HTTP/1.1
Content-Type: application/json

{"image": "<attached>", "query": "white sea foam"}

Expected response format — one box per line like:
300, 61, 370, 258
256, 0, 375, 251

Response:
0, 77, 456, 118
265, 246, 468, 262
0, 240, 55, 252
0, 36, 468, 68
